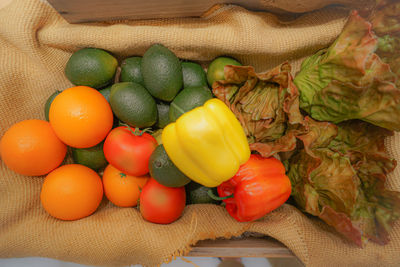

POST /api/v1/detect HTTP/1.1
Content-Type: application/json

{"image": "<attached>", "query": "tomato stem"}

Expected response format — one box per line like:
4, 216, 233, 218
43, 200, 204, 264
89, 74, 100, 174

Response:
140, 128, 154, 135
133, 127, 141, 135
120, 122, 136, 135
120, 122, 153, 136
207, 189, 233, 201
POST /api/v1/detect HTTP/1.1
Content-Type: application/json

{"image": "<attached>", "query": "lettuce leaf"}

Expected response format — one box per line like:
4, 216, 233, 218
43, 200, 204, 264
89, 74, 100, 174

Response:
212, 62, 303, 157
294, 11, 400, 131
377, 35, 400, 86
371, 0, 400, 86
370, 0, 400, 36
288, 117, 400, 246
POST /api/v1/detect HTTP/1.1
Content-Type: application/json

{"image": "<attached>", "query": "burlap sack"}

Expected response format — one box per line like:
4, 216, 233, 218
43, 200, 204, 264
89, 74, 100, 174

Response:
0, 0, 399, 266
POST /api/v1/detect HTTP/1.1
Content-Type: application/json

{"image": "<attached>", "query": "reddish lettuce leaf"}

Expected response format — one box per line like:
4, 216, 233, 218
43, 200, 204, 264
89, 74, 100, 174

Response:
371, 0, 400, 86
294, 11, 400, 130
212, 63, 303, 157
377, 35, 400, 86
212, 6, 400, 247
370, 0, 400, 36
288, 117, 400, 247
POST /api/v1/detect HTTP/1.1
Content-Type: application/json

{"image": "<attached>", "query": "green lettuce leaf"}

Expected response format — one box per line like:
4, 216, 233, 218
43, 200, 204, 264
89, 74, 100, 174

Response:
288, 117, 400, 247
294, 11, 400, 131
212, 62, 303, 157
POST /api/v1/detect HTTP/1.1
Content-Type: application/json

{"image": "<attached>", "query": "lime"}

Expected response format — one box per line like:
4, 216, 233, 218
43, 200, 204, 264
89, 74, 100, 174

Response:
99, 85, 112, 103
141, 44, 183, 101
44, 90, 61, 121
155, 102, 170, 129
71, 142, 108, 171
110, 82, 157, 128
182, 62, 207, 88
99, 85, 119, 128
186, 182, 221, 205
149, 144, 191, 187
169, 86, 213, 122
65, 48, 118, 89
120, 57, 144, 86
207, 56, 241, 87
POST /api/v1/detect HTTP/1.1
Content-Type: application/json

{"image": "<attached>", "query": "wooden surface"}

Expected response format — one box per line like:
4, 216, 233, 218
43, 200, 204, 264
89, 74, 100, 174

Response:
189, 237, 294, 258
46, 0, 267, 23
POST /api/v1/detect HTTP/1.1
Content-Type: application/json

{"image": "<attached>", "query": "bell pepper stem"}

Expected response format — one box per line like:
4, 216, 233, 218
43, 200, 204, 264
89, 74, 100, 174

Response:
207, 189, 233, 201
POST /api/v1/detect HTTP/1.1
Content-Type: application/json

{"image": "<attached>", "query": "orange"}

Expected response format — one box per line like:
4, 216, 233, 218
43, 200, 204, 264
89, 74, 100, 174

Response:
40, 164, 103, 220
49, 86, 113, 148
102, 164, 149, 207
0, 120, 67, 176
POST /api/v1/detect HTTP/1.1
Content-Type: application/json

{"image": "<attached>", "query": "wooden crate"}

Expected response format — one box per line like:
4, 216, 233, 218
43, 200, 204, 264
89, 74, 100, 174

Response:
189, 237, 294, 258
47, 0, 269, 23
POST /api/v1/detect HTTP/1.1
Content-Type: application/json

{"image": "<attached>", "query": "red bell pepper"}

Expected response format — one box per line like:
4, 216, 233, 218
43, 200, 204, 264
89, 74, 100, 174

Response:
214, 154, 291, 222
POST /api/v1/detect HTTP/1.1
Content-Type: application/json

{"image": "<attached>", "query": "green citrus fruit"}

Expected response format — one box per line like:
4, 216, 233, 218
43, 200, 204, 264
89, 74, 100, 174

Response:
141, 44, 183, 101
207, 56, 241, 87
182, 62, 207, 88
110, 82, 158, 128
120, 57, 144, 86
169, 86, 213, 122
44, 90, 61, 121
65, 48, 118, 89
72, 142, 108, 171
149, 144, 191, 187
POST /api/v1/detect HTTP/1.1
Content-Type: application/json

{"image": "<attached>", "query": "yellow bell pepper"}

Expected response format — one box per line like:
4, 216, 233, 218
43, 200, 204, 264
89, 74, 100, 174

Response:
162, 98, 250, 187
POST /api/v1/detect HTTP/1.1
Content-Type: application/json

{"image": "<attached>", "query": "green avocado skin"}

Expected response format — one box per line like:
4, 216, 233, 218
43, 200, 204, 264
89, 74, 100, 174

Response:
149, 144, 191, 188
186, 182, 221, 205
141, 44, 183, 102
110, 82, 157, 128
169, 86, 213, 122
65, 48, 117, 89
120, 57, 145, 86
182, 62, 207, 88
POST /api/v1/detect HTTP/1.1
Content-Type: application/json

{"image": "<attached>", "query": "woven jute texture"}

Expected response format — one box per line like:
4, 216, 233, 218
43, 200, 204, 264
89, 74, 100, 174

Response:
0, 0, 399, 266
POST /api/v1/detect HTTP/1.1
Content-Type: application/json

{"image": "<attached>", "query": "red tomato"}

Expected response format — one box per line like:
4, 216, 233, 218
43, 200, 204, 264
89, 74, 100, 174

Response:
140, 178, 186, 224
103, 126, 157, 176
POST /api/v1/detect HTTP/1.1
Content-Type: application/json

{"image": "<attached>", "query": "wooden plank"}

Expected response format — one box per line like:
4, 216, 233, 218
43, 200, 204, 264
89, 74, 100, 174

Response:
46, 0, 266, 23
189, 237, 295, 258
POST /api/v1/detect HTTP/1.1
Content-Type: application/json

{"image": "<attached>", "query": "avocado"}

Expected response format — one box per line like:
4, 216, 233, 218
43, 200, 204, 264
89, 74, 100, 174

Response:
44, 90, 61, 121
149, 144, 191, 187
155, 102, 170, 129
110, 82, 157, 128
120, 57, 145, 86
186, 182, 221, 205
169, 86, 213, 122
182, 61, 207, 88
65, 48, 117, 89
141, 44, 183, 101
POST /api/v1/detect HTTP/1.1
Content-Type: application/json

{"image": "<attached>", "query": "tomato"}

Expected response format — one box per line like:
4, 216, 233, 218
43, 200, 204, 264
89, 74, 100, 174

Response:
139, 178, 186, 224
103, 126, 157, 176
